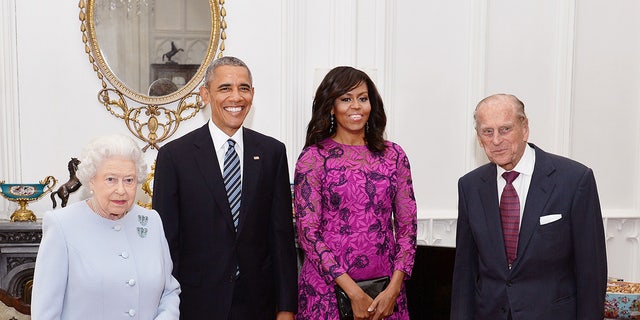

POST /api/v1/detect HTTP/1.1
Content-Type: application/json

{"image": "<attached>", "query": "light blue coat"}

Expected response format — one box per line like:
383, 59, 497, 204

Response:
32, 201, 180, 320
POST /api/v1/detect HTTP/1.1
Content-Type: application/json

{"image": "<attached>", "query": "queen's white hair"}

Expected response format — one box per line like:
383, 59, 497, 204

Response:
76, 134, 147, 186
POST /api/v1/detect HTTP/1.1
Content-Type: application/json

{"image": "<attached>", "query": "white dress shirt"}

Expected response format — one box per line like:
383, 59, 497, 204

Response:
496, 144, 536, 227
208, 119, 244, 177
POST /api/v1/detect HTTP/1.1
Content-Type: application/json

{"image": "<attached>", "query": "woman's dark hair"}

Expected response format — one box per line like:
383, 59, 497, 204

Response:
304, 66, 387, 152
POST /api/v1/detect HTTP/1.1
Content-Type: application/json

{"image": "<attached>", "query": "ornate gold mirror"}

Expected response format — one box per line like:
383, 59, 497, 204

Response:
79, 0, 227, 150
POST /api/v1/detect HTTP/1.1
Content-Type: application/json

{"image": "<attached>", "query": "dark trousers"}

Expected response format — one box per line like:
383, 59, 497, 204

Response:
228, 274, 276, 320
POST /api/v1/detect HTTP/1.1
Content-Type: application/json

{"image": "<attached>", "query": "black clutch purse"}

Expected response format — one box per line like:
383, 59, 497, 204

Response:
334, 276, 392, 320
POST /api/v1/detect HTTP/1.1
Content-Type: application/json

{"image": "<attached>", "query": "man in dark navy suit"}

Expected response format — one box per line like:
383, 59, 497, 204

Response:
153, 56, 297, 320
451, 94, 607, 319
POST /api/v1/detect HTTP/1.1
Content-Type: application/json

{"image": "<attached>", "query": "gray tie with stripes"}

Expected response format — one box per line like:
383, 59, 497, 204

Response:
223, 139, 241, 230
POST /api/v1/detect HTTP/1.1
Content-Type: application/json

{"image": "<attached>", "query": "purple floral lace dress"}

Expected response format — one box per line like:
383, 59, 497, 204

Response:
294, 138, 417, 320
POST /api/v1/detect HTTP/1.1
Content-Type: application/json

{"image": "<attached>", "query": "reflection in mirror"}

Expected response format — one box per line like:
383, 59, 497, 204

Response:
79, 0, 222, 151
93, 0, 211, 97
148, 78, 178, 96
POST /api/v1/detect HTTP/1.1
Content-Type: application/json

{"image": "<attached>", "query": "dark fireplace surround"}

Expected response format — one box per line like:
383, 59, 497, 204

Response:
0, 221, 41, 306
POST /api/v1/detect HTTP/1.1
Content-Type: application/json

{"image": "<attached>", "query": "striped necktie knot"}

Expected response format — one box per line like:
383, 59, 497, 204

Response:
503, 170, 519, 184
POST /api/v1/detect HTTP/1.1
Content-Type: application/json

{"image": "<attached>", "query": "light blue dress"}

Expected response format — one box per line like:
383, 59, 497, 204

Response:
31, 201, 180, 320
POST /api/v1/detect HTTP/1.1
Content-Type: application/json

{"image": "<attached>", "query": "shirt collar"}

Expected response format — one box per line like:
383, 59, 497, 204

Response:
497, 143, 535, 178
208, 120, 244, 152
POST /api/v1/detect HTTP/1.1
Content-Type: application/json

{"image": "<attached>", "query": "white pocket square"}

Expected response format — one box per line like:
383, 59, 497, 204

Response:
539, 214, 562, 225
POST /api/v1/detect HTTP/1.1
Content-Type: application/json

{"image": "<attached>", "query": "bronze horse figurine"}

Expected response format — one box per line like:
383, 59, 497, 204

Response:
51, 158, 82, 208
162, 41, 183, 63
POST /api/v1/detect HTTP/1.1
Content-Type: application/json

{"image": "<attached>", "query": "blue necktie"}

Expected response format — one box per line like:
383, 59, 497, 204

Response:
223, 139, 241, 230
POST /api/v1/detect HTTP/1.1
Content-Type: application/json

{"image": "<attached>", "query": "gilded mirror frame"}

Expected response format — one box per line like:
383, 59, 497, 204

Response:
78, 0, 224, 150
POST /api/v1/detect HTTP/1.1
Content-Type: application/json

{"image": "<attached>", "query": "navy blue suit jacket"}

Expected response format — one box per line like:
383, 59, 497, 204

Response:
152, 124, 298, 319
451, 144, 607, 320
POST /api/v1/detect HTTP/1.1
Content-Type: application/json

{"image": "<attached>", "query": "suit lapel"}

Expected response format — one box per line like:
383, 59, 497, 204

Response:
236, 129, 261, 236
514, 145, 555, 269
477, 164, 508, 264
192, 125, 236, 232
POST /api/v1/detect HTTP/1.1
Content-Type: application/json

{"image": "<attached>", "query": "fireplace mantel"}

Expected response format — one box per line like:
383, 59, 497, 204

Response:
0, 221, 41, 305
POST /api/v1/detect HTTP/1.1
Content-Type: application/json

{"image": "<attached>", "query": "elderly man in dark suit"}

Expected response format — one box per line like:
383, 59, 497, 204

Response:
450, 94, 607, 320
153, 56, 297, 320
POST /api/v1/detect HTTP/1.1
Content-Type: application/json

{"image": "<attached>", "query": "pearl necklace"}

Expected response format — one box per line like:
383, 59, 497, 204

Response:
87, 198, 111, 220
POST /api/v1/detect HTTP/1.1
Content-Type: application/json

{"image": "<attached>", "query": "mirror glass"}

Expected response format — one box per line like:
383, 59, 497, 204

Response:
87, 0, 220, 104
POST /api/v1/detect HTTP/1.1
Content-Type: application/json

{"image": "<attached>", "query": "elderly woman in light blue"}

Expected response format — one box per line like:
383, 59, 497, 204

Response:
32, 134, 180, 320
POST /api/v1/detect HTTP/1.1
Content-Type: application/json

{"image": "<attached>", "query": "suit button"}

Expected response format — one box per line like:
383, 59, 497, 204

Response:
506, 280, 512, 287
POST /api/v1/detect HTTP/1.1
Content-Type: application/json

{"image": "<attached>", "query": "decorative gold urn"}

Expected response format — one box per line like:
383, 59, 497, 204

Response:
137, 161, 155, 209
0, 176, 57, 222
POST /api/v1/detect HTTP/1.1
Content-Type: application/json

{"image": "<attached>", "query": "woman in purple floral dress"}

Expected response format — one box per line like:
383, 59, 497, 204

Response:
294, 66, 417, 320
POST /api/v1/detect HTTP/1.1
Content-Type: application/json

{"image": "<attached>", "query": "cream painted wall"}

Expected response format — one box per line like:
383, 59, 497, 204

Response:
1, 0, 639, 281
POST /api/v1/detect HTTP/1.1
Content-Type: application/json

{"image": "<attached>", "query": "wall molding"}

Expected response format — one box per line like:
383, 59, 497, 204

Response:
383, 0, 397, 137
281, 0, 308, 171
465, 0, 488, 172
0, 0, 21, 219
604, 218, 640, 282
329, 1, 357, 64
553, 0, 576, 155
417, 218, 457, 247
